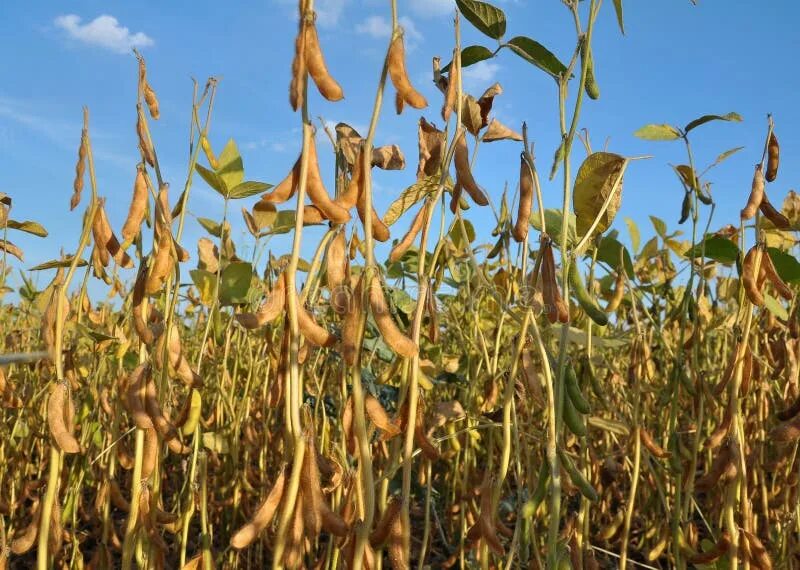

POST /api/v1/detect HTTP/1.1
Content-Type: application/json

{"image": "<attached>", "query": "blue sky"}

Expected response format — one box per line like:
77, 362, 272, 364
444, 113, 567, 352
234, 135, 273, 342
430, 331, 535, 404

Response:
1, 1, 799, 289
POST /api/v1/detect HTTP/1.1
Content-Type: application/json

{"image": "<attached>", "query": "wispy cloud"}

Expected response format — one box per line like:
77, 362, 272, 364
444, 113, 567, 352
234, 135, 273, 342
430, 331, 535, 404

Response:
315, 0, 349, 28
409, 0, 455, 18
462, 61, 501, 91
355, 16, 423, 49
0, 96, 131, 168
54, 14, 153, 54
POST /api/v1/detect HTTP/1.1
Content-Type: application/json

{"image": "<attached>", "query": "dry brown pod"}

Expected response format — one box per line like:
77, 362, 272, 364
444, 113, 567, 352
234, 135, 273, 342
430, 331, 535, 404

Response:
441, 51, 459, 122
369, 277, 418, 358
353, 155, 391, 242
121, 165, 148, 245
766, 132, 780, 182
10, 499, 40, 554
387, 32, 427, 113
47, 381, 81, 454
759, 194, 791, 229
640, 427, 670, 459
760, 246, 793, 300
306, 135, 351, 223
512, 153, 533, 243
605, 270, 625, 313
342, 275, 365, 366
303, 16, 344, 102
94, 200, 133, 268
326, 231, 349, 314
540, 238, 569, 323
365, 393, 401, 440
296, 300, 337, 347
126, 364, 154, 430
453, 132, 488, 206
389, 203, 427, 263
387, 512, 409, 570
741, 164, 765, 220
132, 263, 163, 346
260, 156, 300, 204
136, 106, 156, 167
742, 246, 765, 306
477, 473, 505, 556
370, 496, 402, 547
236, 271, 287, 329
141, 426, 159, 481
289, 6, 308, 111
71, 128, 87, 211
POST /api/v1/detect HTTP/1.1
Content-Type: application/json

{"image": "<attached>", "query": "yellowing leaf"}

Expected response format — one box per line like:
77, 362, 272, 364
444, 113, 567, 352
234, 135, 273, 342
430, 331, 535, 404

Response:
573, 152, 627, 239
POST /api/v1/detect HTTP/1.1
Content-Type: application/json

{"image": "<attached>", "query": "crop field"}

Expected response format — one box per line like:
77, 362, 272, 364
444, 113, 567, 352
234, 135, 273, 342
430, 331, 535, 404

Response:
1, 0, 799, 568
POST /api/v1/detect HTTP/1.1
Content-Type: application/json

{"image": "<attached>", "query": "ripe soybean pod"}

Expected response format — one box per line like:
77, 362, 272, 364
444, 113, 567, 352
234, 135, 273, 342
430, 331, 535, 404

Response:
303, 18, 344, 102
766, 131, 779, 182
387, 32, 427, 112
511, 152, 533, 243
568, 261, 608, 326
740, 164, 765, 220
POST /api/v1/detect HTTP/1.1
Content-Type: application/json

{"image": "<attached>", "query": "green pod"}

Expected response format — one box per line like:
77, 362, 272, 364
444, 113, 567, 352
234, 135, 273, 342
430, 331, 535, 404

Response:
568, 262, 608, 326
523, 461, 550, 519
563, 391, 587, 437
583, 44, 600, 100
549, 140, 566, 181
696, 187, 713, 205
678, 192, 692, 224
558, 449, 599, 502
565, 360, 591, 414
181, 389, 203, 436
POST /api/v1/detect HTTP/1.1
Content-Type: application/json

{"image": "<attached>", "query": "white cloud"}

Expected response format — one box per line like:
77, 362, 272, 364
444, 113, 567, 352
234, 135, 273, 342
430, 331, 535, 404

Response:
355, 16, 423, 48
315, 0, 348, 28
54, 14, 153, 54
409, 0, 455, 18
356, 16, 392, 38
462, 60, 501, 90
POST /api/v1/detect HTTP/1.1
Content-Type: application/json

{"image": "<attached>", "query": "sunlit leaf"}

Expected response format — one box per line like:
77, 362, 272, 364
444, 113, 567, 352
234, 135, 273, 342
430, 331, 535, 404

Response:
197, 217, 223, 238
228, 181, 271, 200
573, 152, 627, 239
634, 124, 681, 141
624, 217, 640, 254
764, 292, 789, 321
596, 235, 634, 278
384, 176, 454, 227
530, 209, 577, 247
195, 163, 226, 196
30, 256, 88, 271
767, 247, 800, 284
6, 220, 48, 237
216, 139, 245, 191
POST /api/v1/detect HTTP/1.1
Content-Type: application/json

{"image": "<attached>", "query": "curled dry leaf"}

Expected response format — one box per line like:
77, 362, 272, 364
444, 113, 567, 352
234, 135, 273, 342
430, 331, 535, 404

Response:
482, 119, 523, 143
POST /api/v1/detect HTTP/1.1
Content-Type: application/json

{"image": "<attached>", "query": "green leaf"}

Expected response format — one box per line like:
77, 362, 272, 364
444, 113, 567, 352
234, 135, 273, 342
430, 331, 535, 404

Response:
450, 219, 476, 250
684, 236, 739, 265
530, 209, 577, 247
442, 45, 494, 72
634, 124, 682, 141
764, 292, 789, 321
195, 163, 226, 196
573, 152, 627, 239
505, 36, 567, 78
767, 247, 800, 284
383, 175, 453, 227
612, 0, 625, 34
197, 217, 223, 238
708, 146, 744, 169
29, 256, 87, 271
216, 139, 244, 191
219, 261, 253, 305
455, 0, 506, 39
649, 216, 667, 239
266, 210, 297, 235
189, 269, 216, 305
596, 235, 634, 278
684, 112, 742, 134
228, 181, 272, 200
624, 217, 640, 254
202, 432, 230, 454
6, 220, 48, 237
